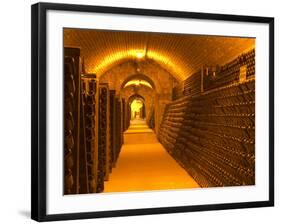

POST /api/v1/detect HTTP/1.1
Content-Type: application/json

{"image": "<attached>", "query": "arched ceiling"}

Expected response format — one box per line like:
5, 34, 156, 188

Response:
64, 28, 255, 81
120, 73, 156, 90
124, 80, 153, 89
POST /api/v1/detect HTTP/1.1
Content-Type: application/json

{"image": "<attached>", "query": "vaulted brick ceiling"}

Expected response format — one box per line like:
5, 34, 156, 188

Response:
64, 28, 255, 81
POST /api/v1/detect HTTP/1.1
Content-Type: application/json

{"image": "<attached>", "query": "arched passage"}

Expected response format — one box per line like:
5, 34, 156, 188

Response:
99, 60, 176, 135
127, 94, 146, 123
99, 59, 177, 95
64, 28, 256, 195
121, 78, 157, 131
121, 74, 156, 90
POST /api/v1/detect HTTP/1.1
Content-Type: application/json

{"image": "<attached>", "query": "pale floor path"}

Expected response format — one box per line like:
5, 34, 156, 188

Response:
104, 119, 199, 193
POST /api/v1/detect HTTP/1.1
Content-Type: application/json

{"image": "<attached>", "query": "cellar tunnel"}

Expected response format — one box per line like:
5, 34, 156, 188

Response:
128, 94, 146, 120
64, 28, 256, 194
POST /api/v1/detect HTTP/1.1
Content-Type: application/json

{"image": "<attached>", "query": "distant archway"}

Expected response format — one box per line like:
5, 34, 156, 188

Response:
128, 94, 145, 105
121, 74, 156, 91
99, 60, 175, 95
124, 94, 147, 129
130, 99, 145, 120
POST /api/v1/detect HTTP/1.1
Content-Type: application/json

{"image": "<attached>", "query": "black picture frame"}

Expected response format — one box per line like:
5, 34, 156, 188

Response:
31, 2, 274, 222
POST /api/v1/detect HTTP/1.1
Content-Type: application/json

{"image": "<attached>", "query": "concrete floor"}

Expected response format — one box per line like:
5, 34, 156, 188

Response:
104, 119, 199, 193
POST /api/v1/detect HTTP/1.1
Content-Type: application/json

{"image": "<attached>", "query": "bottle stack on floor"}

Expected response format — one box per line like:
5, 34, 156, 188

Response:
159, 49, 255, 187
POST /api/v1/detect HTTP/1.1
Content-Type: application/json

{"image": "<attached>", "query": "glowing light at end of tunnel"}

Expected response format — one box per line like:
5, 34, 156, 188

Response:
130, 99, 144, 119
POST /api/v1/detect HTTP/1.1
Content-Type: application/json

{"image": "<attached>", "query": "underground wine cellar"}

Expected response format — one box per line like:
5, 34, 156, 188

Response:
64, 29, 255, 194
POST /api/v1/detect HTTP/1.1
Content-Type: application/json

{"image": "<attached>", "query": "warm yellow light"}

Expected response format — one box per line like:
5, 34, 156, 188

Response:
131, 99, 143, 119
93, 49, 145, 75
90, 49, 185, 81
136, 51, 145, 59
147, 51, 186, 80
124, 80, 152, 89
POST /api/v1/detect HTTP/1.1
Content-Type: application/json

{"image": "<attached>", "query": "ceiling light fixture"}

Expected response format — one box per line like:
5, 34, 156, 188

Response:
135, 51, 145, 59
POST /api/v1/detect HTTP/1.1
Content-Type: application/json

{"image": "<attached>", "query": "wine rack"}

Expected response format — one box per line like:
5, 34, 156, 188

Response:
204, 49, 255, 91
64, 48, 125, 193
158, 79, 255, 187
80, 75, 99, 193
172, 83, 184, 100
97, 84, 110, 192
109, 91, 124, 167
148, 108, 155, 129
122, 98, 126, 135
125, 101, 131, 131
115, 98, 123, 160
109, 90, 117, 167
183, 70, 202, 97
64, 48, 81, 194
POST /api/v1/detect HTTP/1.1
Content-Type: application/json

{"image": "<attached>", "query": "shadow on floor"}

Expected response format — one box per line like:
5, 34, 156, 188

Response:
18, 210, 30, 218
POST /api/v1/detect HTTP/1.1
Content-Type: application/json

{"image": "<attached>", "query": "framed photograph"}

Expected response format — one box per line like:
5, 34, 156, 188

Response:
31, 2, 274, 222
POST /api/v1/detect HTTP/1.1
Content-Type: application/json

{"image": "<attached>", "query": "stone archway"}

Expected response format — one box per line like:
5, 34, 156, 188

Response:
121, 85, 155, 129
98, 60, 178, 95
128, 94, 146, 121
121, 74, 156, 90
99, 60, 177, 134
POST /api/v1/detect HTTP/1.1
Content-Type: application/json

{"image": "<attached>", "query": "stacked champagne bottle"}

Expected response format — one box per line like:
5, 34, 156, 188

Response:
158, 79, 255, 187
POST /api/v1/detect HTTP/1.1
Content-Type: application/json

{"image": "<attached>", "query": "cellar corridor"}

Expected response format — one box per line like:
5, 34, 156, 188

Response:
63, 29, 256, 195
104, 119, 199, 193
